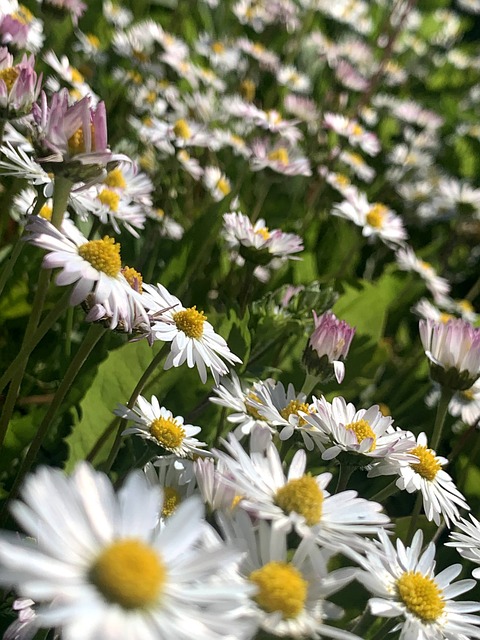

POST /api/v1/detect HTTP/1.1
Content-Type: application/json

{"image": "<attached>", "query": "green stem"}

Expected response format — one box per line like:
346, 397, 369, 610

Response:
406, 492, 423, 544
370, 617, 400, 640
103, 343, 169, 473
301, 372, 319, 397
350, 607, 374, 636
335, 464, 354, 493
64, 306, 74, 360
51, 176, 73, 229
430, 387, 453, 452
370, 479, 399, 503
0, 325, 106, 524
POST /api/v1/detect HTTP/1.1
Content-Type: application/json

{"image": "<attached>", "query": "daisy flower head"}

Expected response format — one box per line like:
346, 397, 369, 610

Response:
144, 458, 196, 521
354, 529, 480, 640
419, 317, 480, 391
448, 379, 480, 426
214, 428, 389, 551
203, 165, 231, 201
23, 216, 146, 330
0, 3, 44, 52
141, 283, 242, 384
0, 47, 41, 119
448, 514, 480, 578
395, 245, 450, 302
0, 463, 253, 640
194, 456, 242, 513
323, 112, 380, 156
250, 139, 311, 176
302, 396, 415, 467
115, 395, 207, 458
218, 511, 359, 639
302, 311, 355, 384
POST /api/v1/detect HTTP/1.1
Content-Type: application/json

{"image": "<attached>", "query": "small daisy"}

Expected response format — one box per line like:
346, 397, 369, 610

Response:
144, 458, 196, 521
353, 529, 480, 640
250, 139, 311, 176
0, 463, 253, 640
323, 113, 380, 156
141, 283, 242, 384
203, 165, 232, 201
115, 395, 207, 458
395, 246, 450, 302
448, 514, 480, 578
0, 47, 41, 119
449, 380, 480, 426
194, 456, 241, 512
338, 150, 375, 182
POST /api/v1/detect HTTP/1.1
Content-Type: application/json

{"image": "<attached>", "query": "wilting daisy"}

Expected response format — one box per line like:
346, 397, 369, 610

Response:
0, 47, 41, 119
0, 463, 253, 640
353, 529, 480, 640
419, 317, 480, 391
302, 396, 416, 467
214, 428, 389, 551
218, 512, 359, 639
115, 395, 207, 458
141, 283, 242, 384
448, 514, 480, 578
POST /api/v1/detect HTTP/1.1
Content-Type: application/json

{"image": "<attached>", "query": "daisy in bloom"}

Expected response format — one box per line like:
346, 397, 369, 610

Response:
0, 47, 41, 119
419, 317, 480, 391
194, 456, 241, 512
218, 512, 360, 639
141, 282, 242, 384
369, 431, 469, 527
0, 463, 254, 640
0, 2, 44, 52
448, 515, 480, 578
250, 139, 311, 176
353, 529, 480, 640
302, 311, 355, 384
448, 379, 480, 426
302, 396, 416, 467
23, 216, 147, 331
332, 193, 407, 248
214, 428, 389, 551
144, 459, 196, 521
395, 245, 451, 302
115, 395, 207, 458
210, 372, 272, 439
323, 113, 380, 156
203, 165, 232, 201
338, 150, 375, 182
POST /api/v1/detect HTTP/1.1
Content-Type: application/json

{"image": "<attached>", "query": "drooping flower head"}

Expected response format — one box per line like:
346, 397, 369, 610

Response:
302, 311, 355, 383
419, 318, 480, 391
0, 47, 41, 119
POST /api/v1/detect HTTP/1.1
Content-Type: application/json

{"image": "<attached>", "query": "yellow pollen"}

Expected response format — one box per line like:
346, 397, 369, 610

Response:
0, 67, 19, 92
216, 177, 231, 196
250, 562, 307, 619
156, 208, 165, 219
280, 400, 310, 426
90, 538, 166, 609
252, 43, 265, 54
336, 174, 350, 187
86, 34, 100, 49
69, 88, 82, 100
162, 486, 181, 517
420, 260, 432, 271
345, 419, 377, 451
104, 167, 126, 190
231, 495, 243, 510
268, 147, 289, 165
39, 204, 52, 221
130, 71, 143, 84
13, 5, 33, 24
255, 227, 270, 241
78, 236, 121, 277
240, 79, 256, 101
440, 312, 453, 323
68, 124, 95, 156
275, 475, 323, 526
121, 266, 143, 293
366, 204, 387, 229
212, 41, 225, 54
459, 299, 474, 314
396, 571, 444, 622
352, 123, 364, 136
150, 416, 186, 450
70, 67, 84, 84
142, 116, 153, 127
97, 188, 120, 212
267, 110, 281, 124
245, 392, 264, 420
173, 306, 207, 339
173, 119, 191, 140
178, 150, 190, 162
461, 388, 475, 402
410, 445, 441, 481
349, 152, 364, 165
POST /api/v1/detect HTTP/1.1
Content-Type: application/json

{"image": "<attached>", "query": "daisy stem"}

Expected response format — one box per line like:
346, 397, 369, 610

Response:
301, 372, 319, 397
430, 386, 453, 452
369, 617, 399, 640
406, 492, 423, 544
51, 175, 73, 230
350, 607, 374, 636
335, 464, 354, 492
0, 324, 106, 525
103, 342, 170, 473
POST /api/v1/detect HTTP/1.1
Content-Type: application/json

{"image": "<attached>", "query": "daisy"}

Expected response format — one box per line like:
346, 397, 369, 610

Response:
214, 428, 390, 551
353, 529, 480, 640
448, 514, 480, 578
218, 512, 359, 639
103, 1, 133, 28
302, 396, 416, 467
194, 456, 241, 512
0, 47, 41, 119
144, 458, 196, 521
115, 395, 207, 458
338, 150, 376, 182
23, 216, 146, 330
419, 317, 480, 391
141, 283, 242, 384
323, 113, 380, 156
369, 431, 469, 527
395, 245, 450, 302
448, 380, 480, 426
0, 463, 253, 640
250, 139, 311, 176
203, 166, 232, 201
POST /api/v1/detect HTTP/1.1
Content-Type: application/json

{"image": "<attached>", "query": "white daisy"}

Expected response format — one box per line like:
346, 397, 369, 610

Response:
214, 428, 389, 551
144, 458, 196, 521
194, 456, 242, 512
0, 463, 253, 640
323, 113, 380, 156
353, 529, 480, 640
448, 514, 480, 578
218, 512, 360, 639
448, 380, 480, 426
250, 139, 311, 176
203, 166, 232, 201
115, 395, 207, 458
395, 246, 451, 302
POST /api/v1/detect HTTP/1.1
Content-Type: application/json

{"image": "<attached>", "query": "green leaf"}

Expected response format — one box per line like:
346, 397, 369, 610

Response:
0, 409, 42, 472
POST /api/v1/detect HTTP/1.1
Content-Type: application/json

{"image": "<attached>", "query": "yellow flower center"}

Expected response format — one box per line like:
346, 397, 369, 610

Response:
173, 306, 207, 339
280, 400, 310, 426
216, 177, 231, 196
212, 41, 225, 54
352, 123, 364, 136
255, 227, 270, 241
13, 5, 33, 24
86, 33, 100, 49
410, 445, 441, 481
459, 299, 474, 314
268, 147, 289, 165
366, 204, 387, 229
245, 392, 264, 420
231, 495, 243, 510
39, 204, 52, 221
70, 67, 84, 84
121, 266, 143, 293
396, 571, 444, 622
104, 167, 126, 190
462, 388, 475, 402
150, 416, 186, 450
440, 312, 453, 323
162, 486, 181, 517
67, 124, 95, 156
178, 150, 190, 162
90, 539, 166, 609
173, 119, 191, 140
97, 188, 120, 212
146, 90, 157, 104
275, 475, 323, 526
336, 174, 351, 187
344, 419, 377, 451
349, 152, 364, 166
78, 236, 121, 277
252, 43, 265, 54
133, 49, 149, 62
250, 562, 307, 619
0, 67, 19, 92
156, 208, 165, 219
240, 78, 256, 101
